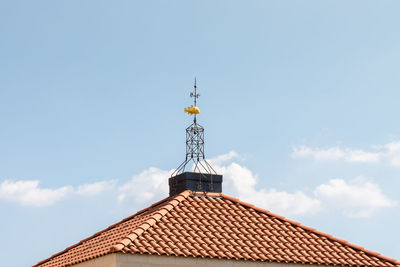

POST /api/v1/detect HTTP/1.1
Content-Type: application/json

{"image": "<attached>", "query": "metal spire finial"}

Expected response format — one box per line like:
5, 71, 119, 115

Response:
172, 79, 216, 177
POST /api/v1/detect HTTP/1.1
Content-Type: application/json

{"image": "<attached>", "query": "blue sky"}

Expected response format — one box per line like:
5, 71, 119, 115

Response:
1, 1, 400, 266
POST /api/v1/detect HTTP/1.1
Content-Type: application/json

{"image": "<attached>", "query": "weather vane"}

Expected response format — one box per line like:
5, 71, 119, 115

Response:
171, 78, 216, 177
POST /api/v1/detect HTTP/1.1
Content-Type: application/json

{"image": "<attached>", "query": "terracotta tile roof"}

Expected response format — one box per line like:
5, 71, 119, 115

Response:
34, 190, 400, 267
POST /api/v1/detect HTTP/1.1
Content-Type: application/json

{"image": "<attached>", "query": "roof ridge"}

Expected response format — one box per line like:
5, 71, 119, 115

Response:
219, 193, 400, 266
110, 190, 192, 252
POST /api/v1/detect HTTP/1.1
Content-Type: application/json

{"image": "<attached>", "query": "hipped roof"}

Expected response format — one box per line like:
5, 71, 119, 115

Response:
34, 190, 399, 267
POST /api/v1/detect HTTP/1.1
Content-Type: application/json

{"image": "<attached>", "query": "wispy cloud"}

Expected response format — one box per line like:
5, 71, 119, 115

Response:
2, 152, 396, 216
116, 151, 240, 205
315, 177, 397, 217
291, 141, 400, 166
210, 154, 322, 216
0, 179, 114, 207
210, 152, 395, 217
208, 150, 240, 166
291, 146, 381, 163
75, 180, 116, 197
0, 180, 72, 207
385, 142, 400, 166
117, 151, 396, 218
118, 167, 171, 204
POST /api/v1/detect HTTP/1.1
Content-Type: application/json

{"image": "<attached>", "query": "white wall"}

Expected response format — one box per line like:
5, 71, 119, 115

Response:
73, 254, 116, 267
116, 253, 318, 267
70, 253, 327, 267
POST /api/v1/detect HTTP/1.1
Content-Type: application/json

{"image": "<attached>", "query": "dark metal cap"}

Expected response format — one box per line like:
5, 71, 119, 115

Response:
169, 172, 223, 196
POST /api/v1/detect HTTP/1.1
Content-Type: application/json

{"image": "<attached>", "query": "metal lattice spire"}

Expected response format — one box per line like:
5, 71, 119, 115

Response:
171, 79, 216, 177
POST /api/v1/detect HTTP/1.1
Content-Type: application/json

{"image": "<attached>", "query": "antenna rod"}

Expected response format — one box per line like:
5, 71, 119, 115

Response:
194, 77, 197, 124
194, 77, 197, 106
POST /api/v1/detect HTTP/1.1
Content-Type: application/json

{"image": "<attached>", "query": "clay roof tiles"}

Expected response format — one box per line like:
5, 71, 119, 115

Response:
34, 190, 399, 267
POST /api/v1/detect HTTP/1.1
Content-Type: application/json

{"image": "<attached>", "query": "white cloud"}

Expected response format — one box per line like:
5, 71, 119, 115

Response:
385, 141, 400, 166
212, 155, 323, 216
315, 177, 397, 217
2, 152, 396, 217
114, 151, 396, 218
208, 150, 240, 166
210, 152, 395, 217
75, 180, 116, 196
114, 152, 321, 216
292, 146, 346, 161
210, 158, 321, 216
116, 151, 239, 205
291, 145, 386, 164
345, 149, 381, 163
0, 179, 116, 207
0, 180, 72, 207
118, 167, 171, 204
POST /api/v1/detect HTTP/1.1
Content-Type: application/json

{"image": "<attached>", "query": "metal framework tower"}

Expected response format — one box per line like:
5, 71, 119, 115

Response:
171, 79, 217, 176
